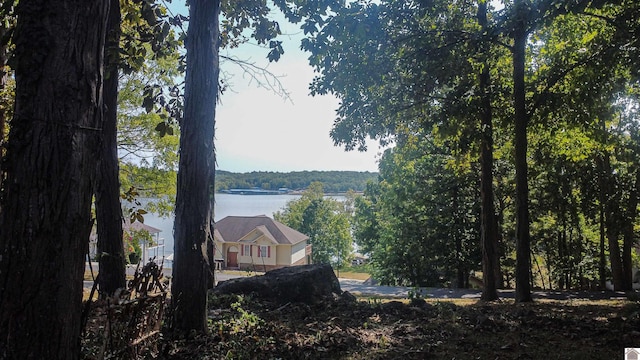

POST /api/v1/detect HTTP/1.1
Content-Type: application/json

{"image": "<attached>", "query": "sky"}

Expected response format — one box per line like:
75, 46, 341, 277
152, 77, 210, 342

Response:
166, 3, 382, 173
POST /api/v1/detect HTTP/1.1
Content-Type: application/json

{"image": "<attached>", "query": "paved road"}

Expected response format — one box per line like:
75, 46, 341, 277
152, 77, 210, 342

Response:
84, 265, 630, 300
339, 279, 483, 299
338, 279, 630, 300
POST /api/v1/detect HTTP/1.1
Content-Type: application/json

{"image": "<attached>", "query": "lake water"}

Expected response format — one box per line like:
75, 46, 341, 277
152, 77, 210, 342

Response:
142, 193, 302, 261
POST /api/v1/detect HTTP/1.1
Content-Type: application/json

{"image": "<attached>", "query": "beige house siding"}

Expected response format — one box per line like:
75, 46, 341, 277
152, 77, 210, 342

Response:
238, 241, 276, 267
276, 244, 292, 265
255, 239, 276, 267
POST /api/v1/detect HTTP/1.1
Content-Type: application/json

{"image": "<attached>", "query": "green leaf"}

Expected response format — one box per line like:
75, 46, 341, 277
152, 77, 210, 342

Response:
142, 95, 154, 113
155, 121, 166, 132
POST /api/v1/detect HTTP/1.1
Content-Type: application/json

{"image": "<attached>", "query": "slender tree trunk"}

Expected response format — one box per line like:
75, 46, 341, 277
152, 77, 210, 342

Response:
512, 8, 532, 302
171, 0, 219, 333
558, 230, 565, 289
601, 152, 624, 290
478, 0, 499, 301
0, 1, 109, 358
621, 168, 639, 290
453, 184, 465, 288
95, 0, 126, 297
0, 21, 8, 192
496, 193, 506, 288
606, 220, 624, 290
599, 203, 607, 288
560, 214, 568, 289
597, 154, 607, 289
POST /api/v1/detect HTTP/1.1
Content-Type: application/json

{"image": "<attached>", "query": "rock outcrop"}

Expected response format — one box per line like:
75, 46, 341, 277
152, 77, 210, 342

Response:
214, 264, 341, 304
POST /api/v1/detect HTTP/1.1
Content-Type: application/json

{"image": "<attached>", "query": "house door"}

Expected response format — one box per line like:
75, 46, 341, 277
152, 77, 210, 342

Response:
227, 246, 238, 268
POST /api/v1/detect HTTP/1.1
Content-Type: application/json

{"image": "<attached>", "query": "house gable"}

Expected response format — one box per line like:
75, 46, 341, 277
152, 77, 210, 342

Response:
215, 215, 309, 245
237, 225, 279, 245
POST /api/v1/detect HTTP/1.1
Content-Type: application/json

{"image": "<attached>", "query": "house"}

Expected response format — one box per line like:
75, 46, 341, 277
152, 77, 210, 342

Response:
88, 220, 165, 264
213, 215, 312, 271
351, 252, 369, 266
122, 220, 165, 263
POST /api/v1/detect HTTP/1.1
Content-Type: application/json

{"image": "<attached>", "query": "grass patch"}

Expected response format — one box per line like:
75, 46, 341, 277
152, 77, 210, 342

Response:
335, 263, 372, 280
219, 270, 264, 277
335, 270, 371, 281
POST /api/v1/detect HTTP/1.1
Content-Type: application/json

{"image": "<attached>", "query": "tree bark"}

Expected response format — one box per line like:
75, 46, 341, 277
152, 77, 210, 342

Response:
602, 151, 624, 290
478, 0, 499, 301
598, 199, 606, 289
596, 154, 607, 289
0, 1, 109, 358
171, 0, 219, 333
512, 5, 533, 302
95, 0, 126, 297
606, 219, 624, 290
452, 184, 465, 289
0, 20, 9, 193
621, 168, 640, 290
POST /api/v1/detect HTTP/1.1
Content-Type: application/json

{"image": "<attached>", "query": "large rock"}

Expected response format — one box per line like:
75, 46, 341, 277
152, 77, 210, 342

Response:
214, 264, 342, 304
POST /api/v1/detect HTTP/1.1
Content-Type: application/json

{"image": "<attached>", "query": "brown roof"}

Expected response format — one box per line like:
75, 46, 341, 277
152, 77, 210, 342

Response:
123, 220, 162, 235
214, 215, 308, 245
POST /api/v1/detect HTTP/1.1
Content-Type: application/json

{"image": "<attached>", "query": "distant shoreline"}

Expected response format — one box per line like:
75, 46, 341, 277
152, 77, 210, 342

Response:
216, 191, 360, 196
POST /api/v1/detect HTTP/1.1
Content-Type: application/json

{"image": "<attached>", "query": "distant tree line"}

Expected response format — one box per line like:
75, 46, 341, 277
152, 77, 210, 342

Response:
215, 170, 378, 193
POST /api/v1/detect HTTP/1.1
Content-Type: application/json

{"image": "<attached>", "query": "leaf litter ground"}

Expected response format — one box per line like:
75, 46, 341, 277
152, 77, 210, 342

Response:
83, 292, 640, 359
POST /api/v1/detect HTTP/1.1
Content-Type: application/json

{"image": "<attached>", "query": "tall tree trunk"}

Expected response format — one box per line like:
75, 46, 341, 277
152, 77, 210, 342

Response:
558, 230, 565, 289
171, 0, 219, 333
478, 0, 499, 301
95, 0, 126, 297
621, 168, 639, 290
0, 20, 9, 192
208, 167, 216, 289
512, 5, 532, 302
598, 201, 606, 289
496, 191, 507, 288
452, 184, 465, 288
597, 154, 607, 289
606, 220, 624, 290
0, 1, 109, 358
602, 152, 624, 290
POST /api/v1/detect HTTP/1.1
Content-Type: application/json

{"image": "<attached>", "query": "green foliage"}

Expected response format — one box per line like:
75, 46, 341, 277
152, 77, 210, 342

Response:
292, 0, 640, 291
119, 165, 176, 217
117, 51, 180, 170
120, 0, 182, 74
274, 182, 353, 267
354, 133, 481, 287
119, 0, 185, 132
123, 229, 152, 264
225, 297, 264, 334
117, 42, 180, 218
205, 294, 277, 357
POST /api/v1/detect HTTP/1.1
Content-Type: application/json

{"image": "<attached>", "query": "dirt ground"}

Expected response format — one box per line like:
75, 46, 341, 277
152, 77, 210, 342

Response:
82, 291, 640, 359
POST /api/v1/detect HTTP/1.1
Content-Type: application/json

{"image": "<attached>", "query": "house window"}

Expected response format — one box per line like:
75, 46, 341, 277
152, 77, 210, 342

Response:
243, 244, 251, 256
259, 245, 269, 258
